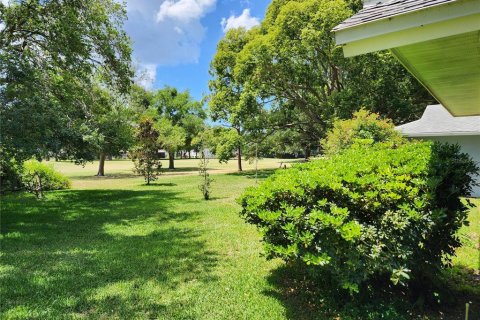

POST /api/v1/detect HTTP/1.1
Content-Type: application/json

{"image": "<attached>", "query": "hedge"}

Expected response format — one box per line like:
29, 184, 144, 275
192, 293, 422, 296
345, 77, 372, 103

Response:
240, 141, 478, 294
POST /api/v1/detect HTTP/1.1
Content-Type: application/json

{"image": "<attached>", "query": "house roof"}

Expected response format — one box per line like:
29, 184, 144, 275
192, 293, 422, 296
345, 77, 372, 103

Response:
396, 104, 480, 137
333, 0, 456, 31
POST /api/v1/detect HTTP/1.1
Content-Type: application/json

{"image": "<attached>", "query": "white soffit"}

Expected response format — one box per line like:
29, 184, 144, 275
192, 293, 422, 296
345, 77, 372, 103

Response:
392, 31, 480, 116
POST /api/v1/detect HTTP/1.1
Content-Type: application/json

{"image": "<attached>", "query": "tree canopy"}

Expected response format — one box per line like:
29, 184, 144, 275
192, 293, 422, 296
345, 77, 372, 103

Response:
151, 87, 206, 169
209, 28, 268, 170
209, 0, 435, 157
0, 0, 132, 163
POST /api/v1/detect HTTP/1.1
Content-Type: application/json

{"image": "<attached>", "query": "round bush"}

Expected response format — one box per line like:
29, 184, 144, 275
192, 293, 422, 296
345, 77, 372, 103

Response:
22, 160, 71, 197
240, 141, 478, 293
321, 109, 404, 156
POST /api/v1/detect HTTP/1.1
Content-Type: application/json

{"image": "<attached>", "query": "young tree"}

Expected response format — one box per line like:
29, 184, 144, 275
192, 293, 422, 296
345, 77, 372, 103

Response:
198, 150, 213, 200
130, 116, 162, 185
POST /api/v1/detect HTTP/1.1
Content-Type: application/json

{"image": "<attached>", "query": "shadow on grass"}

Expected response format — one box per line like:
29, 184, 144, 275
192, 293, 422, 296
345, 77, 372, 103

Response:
439, 265, 480, 319
164, 167, 220, 173
73, 173, 140, 180
263, 262, 480, 320
1, 190, 218, 318
227, 169, 277, 180
139, 182, 177, 187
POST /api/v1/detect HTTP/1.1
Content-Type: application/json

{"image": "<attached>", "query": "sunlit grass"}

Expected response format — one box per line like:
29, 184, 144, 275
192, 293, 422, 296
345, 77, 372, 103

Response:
49, 158, 301, 177
1, 165, 478, 319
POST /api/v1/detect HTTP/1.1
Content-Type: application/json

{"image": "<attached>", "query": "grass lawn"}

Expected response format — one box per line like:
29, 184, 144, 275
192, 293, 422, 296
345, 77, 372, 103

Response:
1, 160, 479, 319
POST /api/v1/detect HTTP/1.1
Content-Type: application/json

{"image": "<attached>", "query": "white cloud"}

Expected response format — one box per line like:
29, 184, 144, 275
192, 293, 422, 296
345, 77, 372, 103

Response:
157, 0, 216, 22
124, 0, 217, 68
174, 26, 184, 35
221, 9, 260, 33
134, 63, 157, 89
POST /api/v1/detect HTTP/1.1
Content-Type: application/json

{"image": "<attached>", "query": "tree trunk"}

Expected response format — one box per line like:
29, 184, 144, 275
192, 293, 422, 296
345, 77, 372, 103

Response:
169, 151, 175, 169
97, 152, 106, 176
304, 147, 311, 161
237, 146, 243, 172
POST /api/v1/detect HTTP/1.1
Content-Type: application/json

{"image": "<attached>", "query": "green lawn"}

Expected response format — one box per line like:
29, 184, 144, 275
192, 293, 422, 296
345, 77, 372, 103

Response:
1, 161, 479, 319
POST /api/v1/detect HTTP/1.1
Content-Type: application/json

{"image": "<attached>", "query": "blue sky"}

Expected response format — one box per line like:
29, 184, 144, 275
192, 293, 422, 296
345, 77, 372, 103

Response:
124, 0, 271, 100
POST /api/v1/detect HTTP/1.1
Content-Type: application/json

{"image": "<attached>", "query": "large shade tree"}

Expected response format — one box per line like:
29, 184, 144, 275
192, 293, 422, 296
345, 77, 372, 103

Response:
152, 87, 206, 169
0, 0, 132, 164
210, 0, 434, 157
85, 86, 134, 176
209, 28, 268, 171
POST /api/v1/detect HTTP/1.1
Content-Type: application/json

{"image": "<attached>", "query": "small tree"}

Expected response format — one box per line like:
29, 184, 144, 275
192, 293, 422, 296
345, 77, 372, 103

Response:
130, 116, 162, 185
198, 150, 213, 200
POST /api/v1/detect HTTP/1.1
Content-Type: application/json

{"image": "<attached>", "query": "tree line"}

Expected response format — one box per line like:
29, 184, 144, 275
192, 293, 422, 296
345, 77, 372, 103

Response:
0, 0, 435, 190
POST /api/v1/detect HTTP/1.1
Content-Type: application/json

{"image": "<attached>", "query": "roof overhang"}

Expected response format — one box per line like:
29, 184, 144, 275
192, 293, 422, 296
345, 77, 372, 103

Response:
335, 0, 480, 57
395, 104, 480, 136
333, 0, 480, 116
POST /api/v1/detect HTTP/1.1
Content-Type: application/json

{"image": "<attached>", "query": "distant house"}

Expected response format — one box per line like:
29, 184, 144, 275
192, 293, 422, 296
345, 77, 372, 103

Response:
396, 104, 480, 197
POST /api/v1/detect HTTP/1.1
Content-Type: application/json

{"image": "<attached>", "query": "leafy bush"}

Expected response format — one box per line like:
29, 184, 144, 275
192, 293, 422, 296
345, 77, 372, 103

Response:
240, 141, 478, 296
22, 160, 71, 198
321, 109, 404, 155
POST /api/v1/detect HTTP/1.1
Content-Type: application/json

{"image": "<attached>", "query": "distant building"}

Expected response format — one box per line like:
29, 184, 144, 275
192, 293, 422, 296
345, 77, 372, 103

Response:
157, 149, 215, 159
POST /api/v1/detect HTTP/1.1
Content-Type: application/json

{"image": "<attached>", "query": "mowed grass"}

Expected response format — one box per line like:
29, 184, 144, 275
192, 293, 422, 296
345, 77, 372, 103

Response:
1, 160, 479, 319
49, 158, 299, 177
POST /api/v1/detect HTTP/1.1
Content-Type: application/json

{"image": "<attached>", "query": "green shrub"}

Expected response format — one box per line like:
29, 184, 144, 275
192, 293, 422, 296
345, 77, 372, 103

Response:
321, 109, 404, 155
22, 160, 71, 198
240, 141, 478, 296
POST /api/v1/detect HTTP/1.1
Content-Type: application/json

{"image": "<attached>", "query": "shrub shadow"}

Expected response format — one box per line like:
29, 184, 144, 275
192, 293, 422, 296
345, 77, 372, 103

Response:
227, 169, 277, 180
264, 262, 480, 320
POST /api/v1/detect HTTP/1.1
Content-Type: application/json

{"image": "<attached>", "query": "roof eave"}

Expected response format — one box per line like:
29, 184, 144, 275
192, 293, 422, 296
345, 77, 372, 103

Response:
334, 0, 480, 57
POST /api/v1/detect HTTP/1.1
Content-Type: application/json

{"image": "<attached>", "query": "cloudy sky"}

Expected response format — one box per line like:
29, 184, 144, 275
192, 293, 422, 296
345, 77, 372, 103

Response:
125, 0, 271, 99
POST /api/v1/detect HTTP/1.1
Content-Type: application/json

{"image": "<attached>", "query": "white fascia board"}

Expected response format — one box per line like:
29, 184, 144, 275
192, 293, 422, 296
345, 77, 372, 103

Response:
335, 0, 480, 56
341, 13, 480, 57
335, 0, 479, 44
